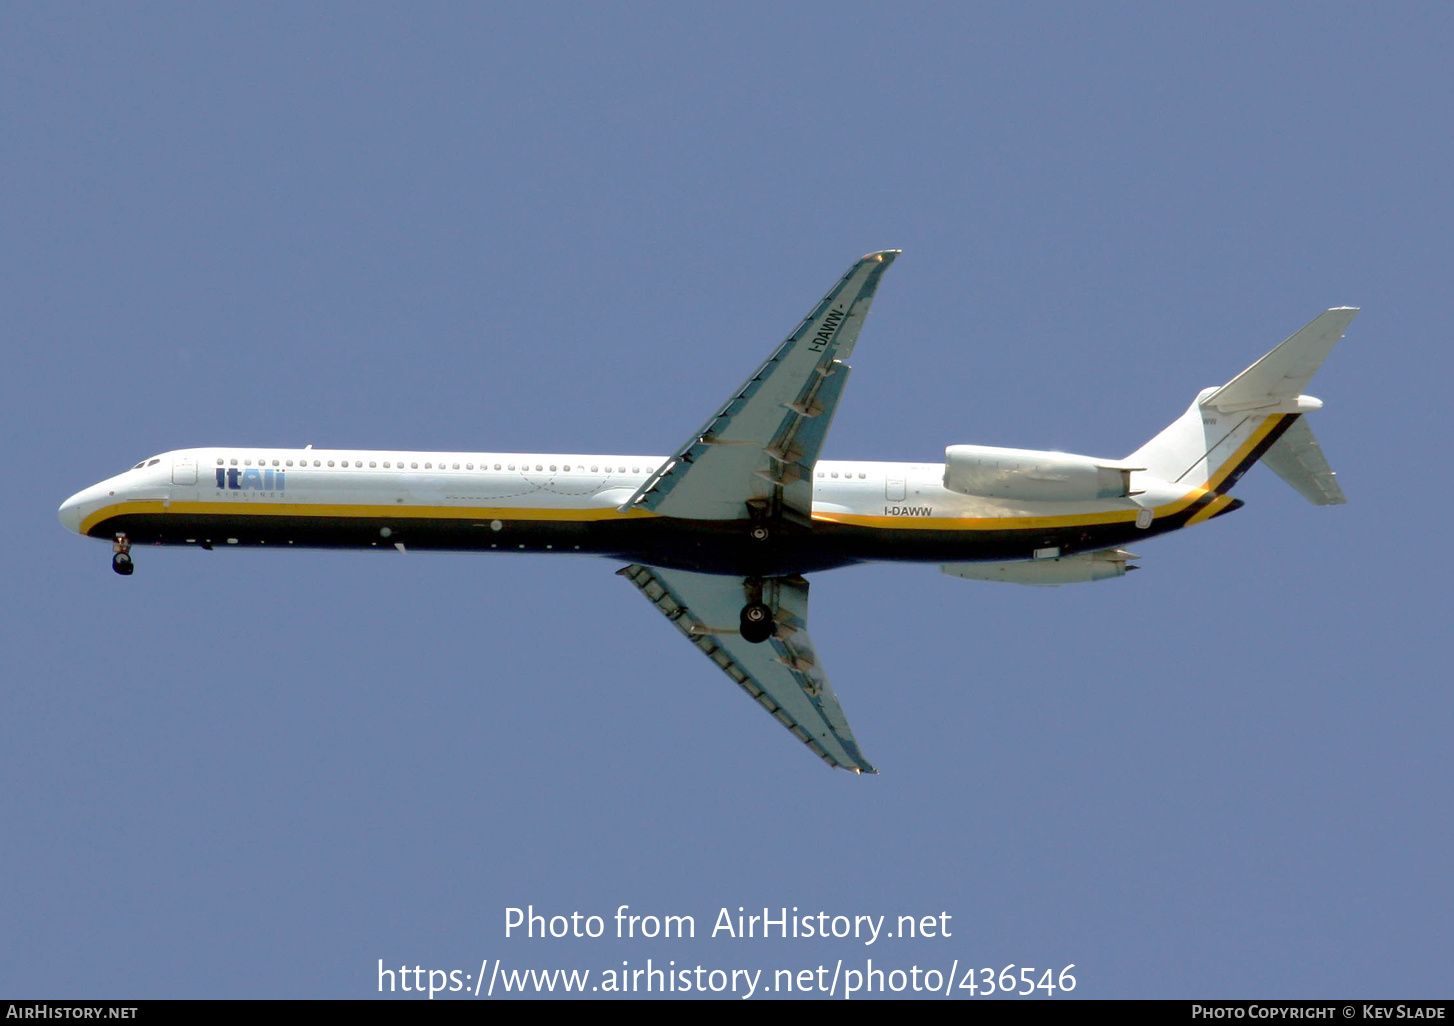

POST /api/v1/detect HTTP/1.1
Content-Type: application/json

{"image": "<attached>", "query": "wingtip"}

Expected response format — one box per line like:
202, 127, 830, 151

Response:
864, 249, 902, 262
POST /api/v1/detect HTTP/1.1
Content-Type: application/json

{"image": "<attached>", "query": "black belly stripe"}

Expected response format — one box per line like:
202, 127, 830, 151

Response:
86, 507, 1188, 578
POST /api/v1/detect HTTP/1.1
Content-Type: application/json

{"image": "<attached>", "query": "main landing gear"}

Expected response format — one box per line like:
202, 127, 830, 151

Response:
738, 575, 776, 644
740, 504, 782, 641
112, 534, 133, 576
739, 600, 774, 644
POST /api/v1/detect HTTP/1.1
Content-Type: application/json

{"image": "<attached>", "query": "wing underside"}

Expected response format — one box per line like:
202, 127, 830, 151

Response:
618, 564, 876, 773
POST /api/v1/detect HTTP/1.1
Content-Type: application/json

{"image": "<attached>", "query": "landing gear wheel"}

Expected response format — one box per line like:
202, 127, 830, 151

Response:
749, 525, 770, 541
111, 533, 133, 576
739, 601, 774, 644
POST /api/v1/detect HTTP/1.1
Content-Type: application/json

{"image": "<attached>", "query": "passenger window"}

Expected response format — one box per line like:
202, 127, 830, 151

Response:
216, 458, 225, 466
313, 460, 321, 467
453, 463, 460, 470
327, 460, 335, 467
272, 460, 280, 466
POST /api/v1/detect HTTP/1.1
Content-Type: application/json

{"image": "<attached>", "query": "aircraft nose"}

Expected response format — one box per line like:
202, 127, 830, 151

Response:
58, 491, 87, 534
59, 483, 108, 535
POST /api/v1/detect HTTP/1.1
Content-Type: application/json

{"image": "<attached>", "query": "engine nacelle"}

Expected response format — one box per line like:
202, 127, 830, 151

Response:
942, 548, 1139, 587
943, 444, 1136, 502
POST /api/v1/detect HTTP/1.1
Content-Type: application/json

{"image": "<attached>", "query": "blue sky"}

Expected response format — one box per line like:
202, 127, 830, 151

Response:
4, 4, 1451, 999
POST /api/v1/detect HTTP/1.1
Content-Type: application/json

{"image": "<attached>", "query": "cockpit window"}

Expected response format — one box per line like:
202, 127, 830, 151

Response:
147, 459, 161, 466
133, 461, 146, 470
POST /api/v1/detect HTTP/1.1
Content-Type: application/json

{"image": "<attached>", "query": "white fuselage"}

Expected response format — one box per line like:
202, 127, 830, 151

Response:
60, 443, 1218, 577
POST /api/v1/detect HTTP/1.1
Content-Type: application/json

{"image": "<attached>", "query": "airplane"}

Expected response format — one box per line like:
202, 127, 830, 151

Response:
58, 251, 1356, 774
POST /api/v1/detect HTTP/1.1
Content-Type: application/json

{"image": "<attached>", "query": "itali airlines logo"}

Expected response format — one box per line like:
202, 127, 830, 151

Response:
216, 468, 285, 491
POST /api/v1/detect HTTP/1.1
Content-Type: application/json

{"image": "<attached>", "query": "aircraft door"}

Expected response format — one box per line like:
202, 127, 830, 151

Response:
886, 471, 906, 502
171, 454, 197, 485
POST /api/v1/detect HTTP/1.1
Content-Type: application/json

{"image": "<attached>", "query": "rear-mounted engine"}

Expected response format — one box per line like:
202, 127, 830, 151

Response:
943, 444, 1140, 502
942, 548, 1140, 586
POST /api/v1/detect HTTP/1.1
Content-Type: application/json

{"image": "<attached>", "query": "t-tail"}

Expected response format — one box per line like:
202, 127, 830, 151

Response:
1127, 308, 1358, 505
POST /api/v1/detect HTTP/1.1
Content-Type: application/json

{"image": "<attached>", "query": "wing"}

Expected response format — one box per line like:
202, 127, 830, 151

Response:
618, 564, 877, 773
621, 251, 899, 523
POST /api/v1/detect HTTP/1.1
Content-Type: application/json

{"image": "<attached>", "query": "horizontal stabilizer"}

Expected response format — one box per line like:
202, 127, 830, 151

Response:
1204, 308, 1358, 411
1260, 416, 1346, 505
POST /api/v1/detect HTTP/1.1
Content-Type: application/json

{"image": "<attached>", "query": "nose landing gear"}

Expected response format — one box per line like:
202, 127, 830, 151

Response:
111, 534, 133, 576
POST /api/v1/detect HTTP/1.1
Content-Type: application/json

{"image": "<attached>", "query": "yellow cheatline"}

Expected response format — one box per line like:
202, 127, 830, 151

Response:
78, 500, 658, 535
1184, 493, 1238, 527
812, 485, 1219, 530
810, 508, 1145, 531
1204, 415, 1286, 491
